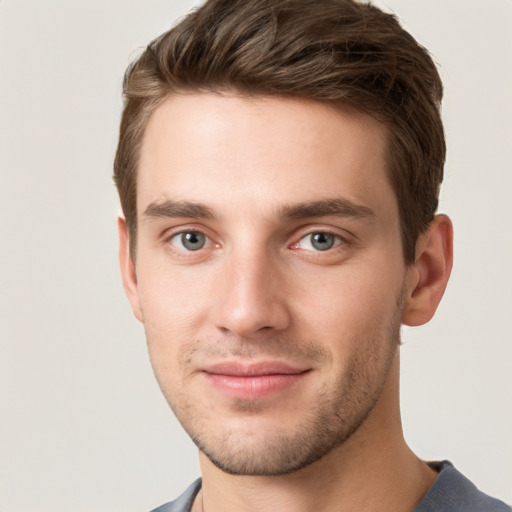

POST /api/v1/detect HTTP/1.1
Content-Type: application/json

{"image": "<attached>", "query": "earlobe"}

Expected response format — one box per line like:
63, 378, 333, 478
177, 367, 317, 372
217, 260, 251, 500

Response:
402, 214, 453, 326
118, 217, 143, 322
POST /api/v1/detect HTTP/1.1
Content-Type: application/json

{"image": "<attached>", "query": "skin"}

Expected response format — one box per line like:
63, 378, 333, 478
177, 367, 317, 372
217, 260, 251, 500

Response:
119, 93, 453, 512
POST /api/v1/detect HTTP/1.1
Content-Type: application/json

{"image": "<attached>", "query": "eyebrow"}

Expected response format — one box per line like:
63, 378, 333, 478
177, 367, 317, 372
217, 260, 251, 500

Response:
143, 200, 215, 220
277, 198, 375, 220
142, 197, 374, 222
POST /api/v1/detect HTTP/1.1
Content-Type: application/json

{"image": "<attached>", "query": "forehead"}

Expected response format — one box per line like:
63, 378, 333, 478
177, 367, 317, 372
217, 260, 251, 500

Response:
137, 93, 395, 220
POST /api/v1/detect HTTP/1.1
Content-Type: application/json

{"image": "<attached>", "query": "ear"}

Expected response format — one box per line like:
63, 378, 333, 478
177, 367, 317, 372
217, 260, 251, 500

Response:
402, 214, 453, 326
118, 217, 143, 322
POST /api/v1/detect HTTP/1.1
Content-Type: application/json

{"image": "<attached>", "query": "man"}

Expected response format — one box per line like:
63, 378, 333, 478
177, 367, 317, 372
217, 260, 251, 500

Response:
113, 0, 510, 511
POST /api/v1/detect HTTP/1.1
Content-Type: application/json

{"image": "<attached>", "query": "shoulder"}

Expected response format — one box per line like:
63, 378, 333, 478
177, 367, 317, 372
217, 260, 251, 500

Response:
415, 461, 510, 512
149, 479, 202, 512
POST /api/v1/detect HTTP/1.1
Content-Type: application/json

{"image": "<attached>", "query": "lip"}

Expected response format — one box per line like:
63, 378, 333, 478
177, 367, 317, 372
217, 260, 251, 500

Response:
201, 361, 311, 400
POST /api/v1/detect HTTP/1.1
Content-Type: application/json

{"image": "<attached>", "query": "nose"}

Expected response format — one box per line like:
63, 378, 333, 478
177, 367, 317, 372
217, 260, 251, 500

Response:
213, 247, 291, 338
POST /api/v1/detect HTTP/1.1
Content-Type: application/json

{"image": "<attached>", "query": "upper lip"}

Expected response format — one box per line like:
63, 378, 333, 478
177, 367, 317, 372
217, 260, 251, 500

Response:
201, 361, 310, 377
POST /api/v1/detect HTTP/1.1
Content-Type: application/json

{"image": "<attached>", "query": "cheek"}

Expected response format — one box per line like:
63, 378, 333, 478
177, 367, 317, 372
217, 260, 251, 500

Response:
134, 265, 214, 385
136, 258, 214, 333
292, 259, 405, 343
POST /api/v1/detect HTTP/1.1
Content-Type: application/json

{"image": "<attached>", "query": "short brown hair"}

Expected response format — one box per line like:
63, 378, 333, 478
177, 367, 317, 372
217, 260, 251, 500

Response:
114, 0, 445, 263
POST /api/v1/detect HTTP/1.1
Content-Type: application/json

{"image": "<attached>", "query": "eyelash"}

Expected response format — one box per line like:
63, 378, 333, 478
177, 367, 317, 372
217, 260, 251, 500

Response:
164, 227, 349, 256
293, 231, 346, 252
169, 231, 213, 251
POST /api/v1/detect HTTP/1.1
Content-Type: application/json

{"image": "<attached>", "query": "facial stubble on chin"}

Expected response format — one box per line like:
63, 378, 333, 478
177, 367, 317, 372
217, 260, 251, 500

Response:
201, 349, 397, 476
153, 307, 402, 478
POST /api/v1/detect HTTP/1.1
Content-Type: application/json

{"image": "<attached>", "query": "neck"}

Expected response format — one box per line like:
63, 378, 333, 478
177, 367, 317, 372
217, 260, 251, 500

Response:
195, 353, 437, 512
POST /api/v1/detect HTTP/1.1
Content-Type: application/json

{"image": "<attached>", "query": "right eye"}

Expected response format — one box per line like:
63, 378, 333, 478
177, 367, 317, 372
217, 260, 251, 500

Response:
169, 231, 211, 251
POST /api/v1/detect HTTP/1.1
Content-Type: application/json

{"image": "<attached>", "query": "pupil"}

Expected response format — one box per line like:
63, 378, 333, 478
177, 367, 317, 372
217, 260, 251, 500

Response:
182, 232, 205, 250
312, 232, 334, 251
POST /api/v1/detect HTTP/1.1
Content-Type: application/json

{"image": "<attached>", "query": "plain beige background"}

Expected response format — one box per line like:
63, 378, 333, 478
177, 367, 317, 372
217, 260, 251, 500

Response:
1, 0, 510, 510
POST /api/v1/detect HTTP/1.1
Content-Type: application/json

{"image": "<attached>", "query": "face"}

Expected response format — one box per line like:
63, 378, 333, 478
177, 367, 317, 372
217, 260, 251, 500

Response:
123, 93, 411, 476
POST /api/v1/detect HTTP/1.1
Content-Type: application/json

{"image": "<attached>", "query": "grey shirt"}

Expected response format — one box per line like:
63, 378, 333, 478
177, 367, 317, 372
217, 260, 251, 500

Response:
150, 461, 510, 512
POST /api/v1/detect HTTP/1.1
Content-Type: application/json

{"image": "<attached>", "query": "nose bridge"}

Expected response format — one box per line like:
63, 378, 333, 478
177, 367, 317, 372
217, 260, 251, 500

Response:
214, 240, 289, 337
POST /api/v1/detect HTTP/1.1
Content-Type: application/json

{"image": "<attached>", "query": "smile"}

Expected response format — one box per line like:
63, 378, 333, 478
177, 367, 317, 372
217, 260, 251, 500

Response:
201, 361, 311, 400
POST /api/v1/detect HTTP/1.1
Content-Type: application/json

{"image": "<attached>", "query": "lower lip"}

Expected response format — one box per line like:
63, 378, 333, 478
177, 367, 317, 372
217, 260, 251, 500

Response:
203, 372, 307, 400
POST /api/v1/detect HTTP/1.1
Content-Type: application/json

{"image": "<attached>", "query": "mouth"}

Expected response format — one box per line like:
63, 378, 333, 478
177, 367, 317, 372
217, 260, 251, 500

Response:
200, 361, 311, 400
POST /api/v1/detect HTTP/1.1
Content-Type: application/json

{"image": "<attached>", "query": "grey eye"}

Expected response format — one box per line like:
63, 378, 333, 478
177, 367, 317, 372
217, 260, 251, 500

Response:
170, 231, 209, 251
298, 232, 340, 251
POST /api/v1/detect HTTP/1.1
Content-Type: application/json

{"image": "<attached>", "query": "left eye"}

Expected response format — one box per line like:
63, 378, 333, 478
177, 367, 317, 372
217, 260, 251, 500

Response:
298, 232, 342, 251
169, 231, 211, 251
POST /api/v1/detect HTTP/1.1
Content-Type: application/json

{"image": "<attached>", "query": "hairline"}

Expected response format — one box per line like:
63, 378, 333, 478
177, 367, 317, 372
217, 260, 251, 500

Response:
127, 88, 402, 261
